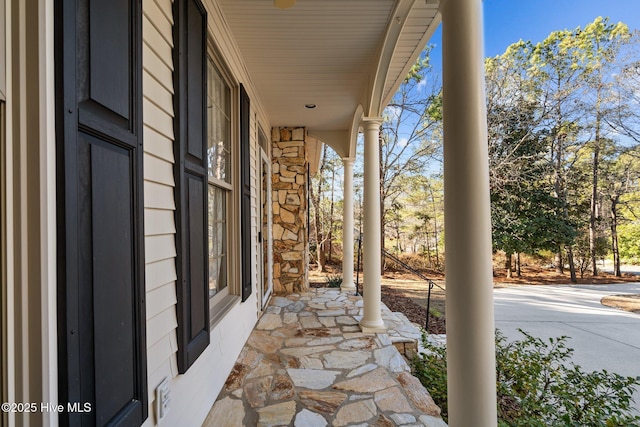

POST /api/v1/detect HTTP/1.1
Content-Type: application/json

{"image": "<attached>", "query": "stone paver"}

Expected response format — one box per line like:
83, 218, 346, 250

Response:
203, 288, 446, 426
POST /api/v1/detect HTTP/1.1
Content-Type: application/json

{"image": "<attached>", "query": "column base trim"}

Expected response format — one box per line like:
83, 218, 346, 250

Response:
359, 319, 386, 333
340, 282, 356, 292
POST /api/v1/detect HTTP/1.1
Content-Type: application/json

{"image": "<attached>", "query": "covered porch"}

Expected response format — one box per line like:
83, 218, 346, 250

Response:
204, 288, 446, 427
0, 0, 498, 425
231, 0, 497, 424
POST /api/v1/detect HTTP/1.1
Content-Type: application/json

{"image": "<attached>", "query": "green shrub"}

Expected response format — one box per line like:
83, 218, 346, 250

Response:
413, 338, 449, 417
326, 275, 342, 288
428, 307, 442, 318
412, 329, 640, 426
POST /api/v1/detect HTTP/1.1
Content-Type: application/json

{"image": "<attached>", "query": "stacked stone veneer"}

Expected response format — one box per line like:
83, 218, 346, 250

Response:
271, 127, 308, 293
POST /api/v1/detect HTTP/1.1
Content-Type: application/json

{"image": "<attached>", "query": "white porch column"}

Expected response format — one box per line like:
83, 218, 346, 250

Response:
341, 158, 356, 292
359, 119, 386, 333
441, 0, 498, 426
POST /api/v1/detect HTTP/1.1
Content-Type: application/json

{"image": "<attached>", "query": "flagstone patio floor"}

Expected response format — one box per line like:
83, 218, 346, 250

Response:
203, 288, 447, 427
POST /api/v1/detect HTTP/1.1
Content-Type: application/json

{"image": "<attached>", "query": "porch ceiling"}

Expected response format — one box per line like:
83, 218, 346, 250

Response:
219, 0, 440, 148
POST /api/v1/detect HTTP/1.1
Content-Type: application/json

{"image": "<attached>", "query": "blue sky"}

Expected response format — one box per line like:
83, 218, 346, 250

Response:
428, 0, 640, 71
483, 0, 640, 57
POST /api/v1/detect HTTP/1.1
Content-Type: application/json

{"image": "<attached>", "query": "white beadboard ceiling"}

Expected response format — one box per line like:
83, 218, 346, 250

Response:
219, 0, 440, 136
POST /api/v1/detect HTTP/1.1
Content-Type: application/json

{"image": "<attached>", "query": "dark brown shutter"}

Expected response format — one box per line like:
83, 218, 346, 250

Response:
240, 85, 253, 301
56, 0, 148, 424
173, 0, 210, 373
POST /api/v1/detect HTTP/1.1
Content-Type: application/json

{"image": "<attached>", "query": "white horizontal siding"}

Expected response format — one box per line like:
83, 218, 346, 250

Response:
153, 0, 174, 24
143, 14, 173, 70
147, 334, 176, 376
144, 153, 174, 186
144, 0, 174, 48
146, 257, 177, 291
146, 282, 178, 320
147, 306, 178, 348
145, 235, 177, 264
145, 208, 176, 236
143, 43, 174, 94
143, 126, 174, 162
142, 2, 180, 427
250, 109, 259, 309
144, 181, 175, 210
143, 70, 174, 116
143, 99, 174, 141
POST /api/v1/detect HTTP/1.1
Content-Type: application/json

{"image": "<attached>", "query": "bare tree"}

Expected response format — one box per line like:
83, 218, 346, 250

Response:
309, 145, 329, 271
378, 51, 442, 272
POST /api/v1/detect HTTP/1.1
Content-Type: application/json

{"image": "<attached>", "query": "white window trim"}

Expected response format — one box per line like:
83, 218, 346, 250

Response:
206, 44, 242, 327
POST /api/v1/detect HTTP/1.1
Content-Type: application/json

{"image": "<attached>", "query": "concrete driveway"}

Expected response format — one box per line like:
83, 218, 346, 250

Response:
494, 282, 640, 412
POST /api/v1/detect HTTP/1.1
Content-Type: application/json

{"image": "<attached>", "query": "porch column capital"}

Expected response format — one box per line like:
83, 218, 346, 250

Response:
361, 117, 383, 131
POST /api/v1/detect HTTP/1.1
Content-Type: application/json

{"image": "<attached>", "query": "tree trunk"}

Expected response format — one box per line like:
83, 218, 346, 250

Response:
516, 253, 521, 277
315, 228, 326, 271
610, 196, 621, 277
553, 130, 568, 276
328, 168, 335, 264
566, 245, 577, 283
380, 190, 386, 275
311, 191, 326, 272
505, 252, 513, 279
590, 59, 606, 277
309, 145, 328, 272
555, 250, 564, 274
425, 231, 432, 268
327, 228, 332, 264
433, 214, 440, 268
393, 222, 402, 253
589, 122, 600, 276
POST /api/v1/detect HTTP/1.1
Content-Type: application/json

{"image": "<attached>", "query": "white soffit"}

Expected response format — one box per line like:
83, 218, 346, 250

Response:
219, 0, 440, 135
381, 1, 441, 107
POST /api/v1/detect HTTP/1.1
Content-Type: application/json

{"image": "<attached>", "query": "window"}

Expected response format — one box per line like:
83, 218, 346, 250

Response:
205, 52, 248, 323
207, 56, 231, 302
174, 0, 253, 373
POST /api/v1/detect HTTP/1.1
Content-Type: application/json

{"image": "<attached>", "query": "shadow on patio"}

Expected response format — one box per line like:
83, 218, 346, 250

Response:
203, 288, 447, 426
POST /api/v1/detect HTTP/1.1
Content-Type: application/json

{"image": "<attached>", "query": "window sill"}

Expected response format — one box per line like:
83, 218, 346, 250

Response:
210, 294, 241, 329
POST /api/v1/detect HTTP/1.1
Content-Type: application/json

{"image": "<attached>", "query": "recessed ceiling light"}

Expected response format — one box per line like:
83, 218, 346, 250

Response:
305, 104, 317, 109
